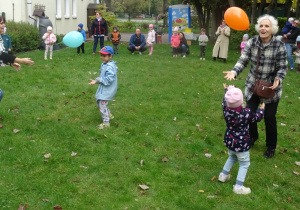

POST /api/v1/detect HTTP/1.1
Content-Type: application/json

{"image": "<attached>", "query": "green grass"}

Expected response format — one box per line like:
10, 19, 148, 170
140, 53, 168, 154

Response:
0, 42, 300, 209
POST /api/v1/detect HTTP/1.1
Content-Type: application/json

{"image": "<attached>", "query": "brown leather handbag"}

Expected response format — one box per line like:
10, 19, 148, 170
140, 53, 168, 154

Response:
251, 48, 275, 99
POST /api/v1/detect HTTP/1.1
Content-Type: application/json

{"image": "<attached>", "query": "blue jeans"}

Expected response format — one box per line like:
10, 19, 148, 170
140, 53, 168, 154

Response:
222, 150, 250, 186
93, 35, 105, 53
0, 89, 3, 103
285, 43, 294, 69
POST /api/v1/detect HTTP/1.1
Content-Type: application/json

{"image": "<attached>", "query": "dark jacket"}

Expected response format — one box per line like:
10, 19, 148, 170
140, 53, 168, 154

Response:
178, 39, 190, 55
129, 33, 146, 48
0, 36, 15, 65
286, 27, 300, 44
222, 88, 264, 152
91, 18, 108, 36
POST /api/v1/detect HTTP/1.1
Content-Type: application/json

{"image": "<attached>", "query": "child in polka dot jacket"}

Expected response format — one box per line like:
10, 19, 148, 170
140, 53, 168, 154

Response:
218, 84, 265, 195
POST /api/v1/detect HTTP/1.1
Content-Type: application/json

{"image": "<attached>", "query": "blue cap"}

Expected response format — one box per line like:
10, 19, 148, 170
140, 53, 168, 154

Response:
98, 46, 114, 55
78, 23, 83, 29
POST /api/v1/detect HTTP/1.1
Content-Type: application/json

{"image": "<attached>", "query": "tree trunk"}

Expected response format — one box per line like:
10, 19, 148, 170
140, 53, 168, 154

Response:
251, 0, 257, 24
211, 7, 223, 40
104, 0, 112, 11
297, 0, 300, 19
228, 0, 235, 7
163, 0, 168, 27
274, 0, 278, 17
258, 0, 266, 17
267, 0, 275, 15
284, 0, 292, 17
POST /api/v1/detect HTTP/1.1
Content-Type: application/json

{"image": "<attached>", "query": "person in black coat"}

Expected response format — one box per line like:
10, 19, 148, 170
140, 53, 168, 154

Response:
91, 12, 108, 54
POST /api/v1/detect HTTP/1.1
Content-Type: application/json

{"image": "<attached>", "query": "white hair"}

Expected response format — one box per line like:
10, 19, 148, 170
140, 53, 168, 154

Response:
255, 14, 279, 35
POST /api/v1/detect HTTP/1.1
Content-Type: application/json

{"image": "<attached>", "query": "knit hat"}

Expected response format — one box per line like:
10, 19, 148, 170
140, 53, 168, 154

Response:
47, 26, 52, 31
149, 24, 153, 28
288, 17, 294, 22
243, 34, 249, 40
78, 23, 83, 29
225, 86, 243, 108
173, 26, 179, 32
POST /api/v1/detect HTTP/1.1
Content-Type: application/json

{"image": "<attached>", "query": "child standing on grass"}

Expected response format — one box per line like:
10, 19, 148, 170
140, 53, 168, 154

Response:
42, 26, 56, 60
156, 25, 163, 44
110, 26, 121, 55
171, 27, 180, 57
218, 84, 265, 195
293, 43, 300, 74
88, 46, 118, 129
77, 23, 86, 54
147, 24, 155, 55
240, 34, 249, 54
198, 28, 208, 60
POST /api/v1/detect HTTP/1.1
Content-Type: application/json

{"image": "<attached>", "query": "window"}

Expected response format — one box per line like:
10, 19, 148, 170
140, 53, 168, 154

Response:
72, 0, 77, 18
56, 0, 61, 19
65, 0, 70, 18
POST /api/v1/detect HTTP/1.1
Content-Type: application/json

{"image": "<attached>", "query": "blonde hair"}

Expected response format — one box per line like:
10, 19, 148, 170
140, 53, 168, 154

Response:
255, 14, 279, 35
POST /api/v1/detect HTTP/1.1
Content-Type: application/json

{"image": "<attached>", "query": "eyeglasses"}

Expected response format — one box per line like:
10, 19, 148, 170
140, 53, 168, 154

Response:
0, 22, 4, 24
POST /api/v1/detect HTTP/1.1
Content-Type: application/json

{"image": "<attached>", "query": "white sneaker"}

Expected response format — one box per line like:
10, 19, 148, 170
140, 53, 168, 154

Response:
200, 57, 202, 60
132, 52, 134, 55
218, 173, 231, 182
203, 58, 205, 60
233, 185, 251, 194
183, 55, 186, 58
139, 52, 142, 55
97, 123, 110, 130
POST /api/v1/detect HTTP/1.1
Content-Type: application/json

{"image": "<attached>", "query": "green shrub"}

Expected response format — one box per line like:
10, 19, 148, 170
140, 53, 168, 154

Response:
191, 16, 198, 29
5, 20, 40, 52
230, 24, 257, 50
277, 17, 288, 33
109, 24, 123, 33
122, 21, 135, 29
141, 23, 148, 29
55, 34, 65, 47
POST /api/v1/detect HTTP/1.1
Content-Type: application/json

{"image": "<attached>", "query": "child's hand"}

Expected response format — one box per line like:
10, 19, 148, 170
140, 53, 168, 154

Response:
223, 83, 228, 89
88, 79, 96, 85
260, 103, 265, 110
293, 51, 296, 55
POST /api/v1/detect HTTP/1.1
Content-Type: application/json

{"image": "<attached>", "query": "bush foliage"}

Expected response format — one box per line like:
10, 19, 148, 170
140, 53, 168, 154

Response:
230, 24, 257, 50
5, 20, 40, 52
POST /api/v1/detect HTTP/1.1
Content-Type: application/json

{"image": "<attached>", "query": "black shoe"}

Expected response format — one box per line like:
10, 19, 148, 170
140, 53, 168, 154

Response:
223, 59, 226, 63
250, 137, 258, 147
213, 57, 216, 61
264, 148, 275, 159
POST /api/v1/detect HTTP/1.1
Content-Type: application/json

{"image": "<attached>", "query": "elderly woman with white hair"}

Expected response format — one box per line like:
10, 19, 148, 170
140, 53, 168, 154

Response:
223, 14, 288, 159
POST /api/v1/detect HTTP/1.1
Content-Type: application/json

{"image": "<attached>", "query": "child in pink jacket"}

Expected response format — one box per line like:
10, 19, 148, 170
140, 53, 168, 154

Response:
171, 27, 180, 57
42, 26, 57, 60
147, 24, 156, 55
240, 34, 248, 54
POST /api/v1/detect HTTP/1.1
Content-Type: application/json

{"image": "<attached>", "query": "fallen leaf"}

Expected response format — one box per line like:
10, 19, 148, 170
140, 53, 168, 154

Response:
295, 161, 300, 166
82, 130, 88, 134
154, 148, 157, 151
18, 204, 25, 210
211, 176, 216, 181
295, 148, 299, 153
8, 147, 13, 151
173, 117, 177, 121
42, 198, 50, 202
71, 151, 77, 157
161, 157, 169, 162
125, 156, 129, 160
176, 133, 180, 141
41, 104, 45, 107
115, 122, 119, 127
205, 153, 212, 158
251, 196, 255, 200
53, 205, 62, 210
72, 105, 77, 108
196, 124, 203, 131
80, 165, 88, 169
207, 196, 215, 198
273, 184, 279, 187
145, 133, 148, 136
13, 129, 21, 133
140, 160, 144, 166
139, 184, 149, 190
198, 190, 205, 193
293, 171, 299, 176
214, 190, 220, 195
93, 72, 98, 75
280, 123, 286, 126
288, 197, 292, 201
274, 165, 277, 168
44, 153, 51, 159
72, 178, 81, 182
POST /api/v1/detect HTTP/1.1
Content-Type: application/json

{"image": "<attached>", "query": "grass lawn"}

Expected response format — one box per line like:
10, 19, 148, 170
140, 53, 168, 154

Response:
0, 41, 300, 209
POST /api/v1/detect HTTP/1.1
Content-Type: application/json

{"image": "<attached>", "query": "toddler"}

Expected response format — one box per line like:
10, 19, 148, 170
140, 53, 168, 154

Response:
240, 34, 249, 54
293, 43, 300, 74
156, 25, 163, 44
218, 84, 264, 194
147, 24, 155, 55
281, 17, 296, 35
42, 26, 56, 60
171, 27, 180, 57
77, 23, 86, 54
88, 46, 118, 129
110, 26, 121, 55
198, 28, 209, 60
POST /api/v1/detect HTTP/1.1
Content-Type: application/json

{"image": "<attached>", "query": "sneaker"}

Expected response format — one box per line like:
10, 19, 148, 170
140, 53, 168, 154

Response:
218, 173, 231, 182
139, 52, 142, 55
97, 123, 110, 130
203, 58, 205, 60
132, 52, 134, 55
264, 148, 275, 159
291, 67, 294, 71
233, 185, 251, 194
200, 57, 202, 60
44, 58, 47, 60
109, 114, 114, 120
183, 55, 186, 58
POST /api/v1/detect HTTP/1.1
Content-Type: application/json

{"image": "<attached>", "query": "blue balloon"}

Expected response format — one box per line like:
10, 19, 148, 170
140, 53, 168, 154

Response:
63, 31, 84, 48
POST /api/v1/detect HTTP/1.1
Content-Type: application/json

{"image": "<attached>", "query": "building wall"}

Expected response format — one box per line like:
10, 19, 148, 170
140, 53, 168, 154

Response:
0, 0, 97, 35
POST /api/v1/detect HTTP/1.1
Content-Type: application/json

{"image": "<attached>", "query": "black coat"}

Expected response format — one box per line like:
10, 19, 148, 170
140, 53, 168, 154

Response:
286, 27, 300, 44
91, 18, 108, 36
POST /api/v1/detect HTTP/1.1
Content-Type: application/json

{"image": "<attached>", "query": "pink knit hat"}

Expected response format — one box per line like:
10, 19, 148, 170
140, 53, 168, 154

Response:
173, 26, 179, 32
225, 86, 243, 108
149, 24, 153, 28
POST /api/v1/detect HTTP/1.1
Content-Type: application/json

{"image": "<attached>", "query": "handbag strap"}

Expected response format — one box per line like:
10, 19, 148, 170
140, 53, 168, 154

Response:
255, 47, 261, 81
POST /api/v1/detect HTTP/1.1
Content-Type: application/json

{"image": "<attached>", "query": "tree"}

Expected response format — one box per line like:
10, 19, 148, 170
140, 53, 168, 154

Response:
89, 4, 117, 28
258, 0, 266, 17
284, 0, 293, 17
228, 0, 235, 7
297, 0, 300, 19
251, 0, 257, 24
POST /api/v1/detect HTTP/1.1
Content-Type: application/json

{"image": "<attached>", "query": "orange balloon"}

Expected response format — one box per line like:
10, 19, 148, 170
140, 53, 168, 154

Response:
224, 7, 249, 31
